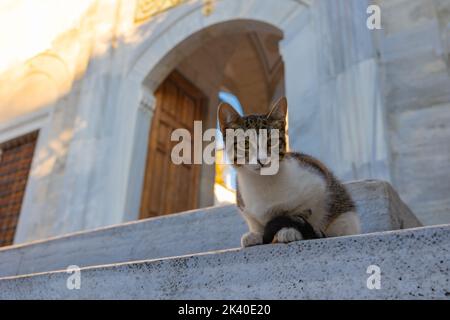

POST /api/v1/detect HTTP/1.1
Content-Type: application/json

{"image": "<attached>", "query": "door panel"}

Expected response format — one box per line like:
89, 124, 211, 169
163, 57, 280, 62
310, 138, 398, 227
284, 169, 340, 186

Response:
140, 71, 204, 219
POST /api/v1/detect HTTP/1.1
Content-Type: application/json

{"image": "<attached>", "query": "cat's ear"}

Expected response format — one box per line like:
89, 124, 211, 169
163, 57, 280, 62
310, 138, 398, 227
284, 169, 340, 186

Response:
267, 97, 288, 121
218, 102, 241, 133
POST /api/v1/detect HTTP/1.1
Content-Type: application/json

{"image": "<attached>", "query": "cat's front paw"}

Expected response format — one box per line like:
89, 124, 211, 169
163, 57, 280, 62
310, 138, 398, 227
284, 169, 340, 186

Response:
274, 228, 303, 243
241, 232, 263, 247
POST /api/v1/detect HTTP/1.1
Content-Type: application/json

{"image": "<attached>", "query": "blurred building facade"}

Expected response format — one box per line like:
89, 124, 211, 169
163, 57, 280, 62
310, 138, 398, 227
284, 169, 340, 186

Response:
0, 0, 449, 245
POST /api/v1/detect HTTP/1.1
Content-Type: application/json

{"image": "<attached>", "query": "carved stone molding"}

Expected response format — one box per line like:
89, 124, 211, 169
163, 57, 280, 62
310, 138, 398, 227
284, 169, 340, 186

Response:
134, 0, 186, 23
134, 0, 216, 23
139, 91, 156, 115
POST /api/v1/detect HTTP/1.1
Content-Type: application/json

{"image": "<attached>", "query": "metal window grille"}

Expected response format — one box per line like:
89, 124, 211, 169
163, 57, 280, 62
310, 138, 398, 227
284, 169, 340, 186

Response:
0, 131, 38, 247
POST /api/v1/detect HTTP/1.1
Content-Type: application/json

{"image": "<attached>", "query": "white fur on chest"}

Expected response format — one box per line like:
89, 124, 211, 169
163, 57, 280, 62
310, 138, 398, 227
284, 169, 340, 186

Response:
237, 158, 327, 224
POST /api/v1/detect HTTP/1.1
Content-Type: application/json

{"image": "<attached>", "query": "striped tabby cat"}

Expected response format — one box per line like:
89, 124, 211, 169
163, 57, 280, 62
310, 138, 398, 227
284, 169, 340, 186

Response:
217, 97, 360, 247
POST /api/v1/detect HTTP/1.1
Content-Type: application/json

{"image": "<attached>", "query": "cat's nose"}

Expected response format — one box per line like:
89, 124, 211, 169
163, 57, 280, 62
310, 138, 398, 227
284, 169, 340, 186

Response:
257, 158, 270, 167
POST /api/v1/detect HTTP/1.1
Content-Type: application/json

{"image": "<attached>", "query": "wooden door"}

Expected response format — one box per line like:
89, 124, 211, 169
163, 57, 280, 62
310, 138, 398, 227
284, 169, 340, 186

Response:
140, 71, 205, 219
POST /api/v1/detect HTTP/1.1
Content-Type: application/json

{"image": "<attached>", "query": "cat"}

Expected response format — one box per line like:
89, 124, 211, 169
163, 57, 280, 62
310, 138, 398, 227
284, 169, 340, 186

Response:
217, 96, 360, 247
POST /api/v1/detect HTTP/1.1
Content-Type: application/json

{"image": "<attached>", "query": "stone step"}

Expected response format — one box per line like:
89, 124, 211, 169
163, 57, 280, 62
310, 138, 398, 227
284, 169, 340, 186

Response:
0, 224, 448, 299
0, 180, 421, 278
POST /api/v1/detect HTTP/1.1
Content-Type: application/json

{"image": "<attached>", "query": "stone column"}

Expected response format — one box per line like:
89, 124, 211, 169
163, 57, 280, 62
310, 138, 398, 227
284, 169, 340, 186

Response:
280, 0, 391, 182
122, 91, 156, 222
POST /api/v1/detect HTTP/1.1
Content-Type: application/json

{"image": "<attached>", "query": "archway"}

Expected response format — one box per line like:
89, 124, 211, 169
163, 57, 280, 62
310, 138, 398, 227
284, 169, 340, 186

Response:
138, 20, 285, 218
116, 0, 309, 222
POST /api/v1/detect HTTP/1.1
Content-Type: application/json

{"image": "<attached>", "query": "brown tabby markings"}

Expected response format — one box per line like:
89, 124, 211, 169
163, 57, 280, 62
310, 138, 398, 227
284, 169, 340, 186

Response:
224, 114, 287, 166
285, 152, 356, 226
227, 116, 354, 231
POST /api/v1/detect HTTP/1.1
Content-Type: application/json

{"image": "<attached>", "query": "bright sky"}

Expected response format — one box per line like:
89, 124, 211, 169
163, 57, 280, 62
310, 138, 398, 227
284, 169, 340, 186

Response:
0, 0, 94, 73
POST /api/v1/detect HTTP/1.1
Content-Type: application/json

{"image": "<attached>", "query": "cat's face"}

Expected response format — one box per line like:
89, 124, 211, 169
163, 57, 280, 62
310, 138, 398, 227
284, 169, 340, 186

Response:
218, 97, 288, 174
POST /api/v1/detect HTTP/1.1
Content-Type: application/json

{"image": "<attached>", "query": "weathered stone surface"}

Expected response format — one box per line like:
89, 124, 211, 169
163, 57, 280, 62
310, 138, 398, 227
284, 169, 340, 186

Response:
0, 224, 448, 299
285, 0, 390, 184
389, 103, 450, 226
346, 180, 422, 233
0, 180, 421, 278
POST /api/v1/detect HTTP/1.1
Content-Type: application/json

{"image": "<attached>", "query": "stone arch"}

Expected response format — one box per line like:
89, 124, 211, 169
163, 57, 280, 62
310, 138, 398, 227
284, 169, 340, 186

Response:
117, 0, 310, 220
128, 0, 307, 88
139, 19, 283, 94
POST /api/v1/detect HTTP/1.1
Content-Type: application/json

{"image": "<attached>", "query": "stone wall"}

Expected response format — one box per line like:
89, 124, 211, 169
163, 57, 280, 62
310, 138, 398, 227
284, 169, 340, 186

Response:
283, 0, 390, 183
375, 0, 450, 225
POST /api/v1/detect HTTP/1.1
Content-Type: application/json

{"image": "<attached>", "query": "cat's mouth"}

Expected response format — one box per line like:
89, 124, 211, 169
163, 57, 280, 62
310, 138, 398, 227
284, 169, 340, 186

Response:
257, 158, 271, 167
246, 160, 271, 172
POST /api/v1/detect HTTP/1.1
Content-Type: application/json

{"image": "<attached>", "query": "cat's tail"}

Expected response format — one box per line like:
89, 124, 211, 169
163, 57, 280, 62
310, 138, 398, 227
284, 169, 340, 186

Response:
263, 214, 326, 244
